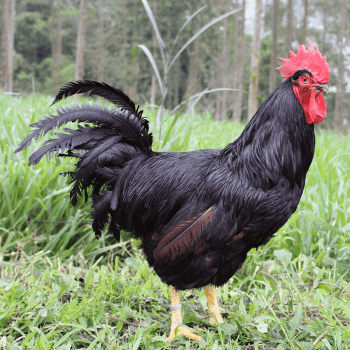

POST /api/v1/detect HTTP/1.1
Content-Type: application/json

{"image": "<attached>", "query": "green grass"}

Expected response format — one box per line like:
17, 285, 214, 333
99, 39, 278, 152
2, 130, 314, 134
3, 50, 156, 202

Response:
1, 93, 350, 349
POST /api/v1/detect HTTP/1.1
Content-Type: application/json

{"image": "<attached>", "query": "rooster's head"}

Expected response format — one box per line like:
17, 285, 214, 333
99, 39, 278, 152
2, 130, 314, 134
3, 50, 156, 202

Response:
277, 41, 330, 124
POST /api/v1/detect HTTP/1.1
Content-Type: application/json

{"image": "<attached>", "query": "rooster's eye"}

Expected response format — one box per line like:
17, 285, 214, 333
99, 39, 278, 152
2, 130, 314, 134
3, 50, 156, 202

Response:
301, 77, 308, 83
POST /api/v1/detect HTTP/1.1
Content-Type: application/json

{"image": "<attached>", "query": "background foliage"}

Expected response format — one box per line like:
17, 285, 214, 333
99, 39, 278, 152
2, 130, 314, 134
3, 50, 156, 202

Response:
0, 0, 348, 126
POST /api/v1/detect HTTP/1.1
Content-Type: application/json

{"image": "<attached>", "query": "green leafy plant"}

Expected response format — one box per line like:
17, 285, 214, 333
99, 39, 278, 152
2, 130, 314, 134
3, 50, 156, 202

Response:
138, 0, 242, 144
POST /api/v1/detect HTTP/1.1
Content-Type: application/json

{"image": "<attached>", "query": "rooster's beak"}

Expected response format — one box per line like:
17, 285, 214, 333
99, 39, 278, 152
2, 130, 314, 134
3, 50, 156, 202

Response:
314, 83, 329, 93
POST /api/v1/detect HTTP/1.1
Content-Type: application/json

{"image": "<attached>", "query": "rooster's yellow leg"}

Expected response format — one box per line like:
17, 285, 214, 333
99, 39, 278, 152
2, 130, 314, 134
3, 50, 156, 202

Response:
204, 285, 224, 325
165, 286, 202, 342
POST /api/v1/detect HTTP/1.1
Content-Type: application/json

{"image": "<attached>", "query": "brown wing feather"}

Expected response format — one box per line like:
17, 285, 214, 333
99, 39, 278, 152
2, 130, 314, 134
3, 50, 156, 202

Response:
153, 206, 214, 261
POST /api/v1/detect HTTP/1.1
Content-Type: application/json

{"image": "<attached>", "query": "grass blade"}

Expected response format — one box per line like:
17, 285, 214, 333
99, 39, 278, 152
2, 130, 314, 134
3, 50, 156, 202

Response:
137, 44, 163, 94
170, 87, 243, 115
141, 0, 165, 63
171, 6, 206, 50
168, 8, 242, 72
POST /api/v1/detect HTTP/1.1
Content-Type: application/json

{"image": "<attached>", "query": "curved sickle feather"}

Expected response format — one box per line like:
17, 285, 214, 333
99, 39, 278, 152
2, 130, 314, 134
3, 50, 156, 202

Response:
15, 104, 152, 155
51, 80, 147, 124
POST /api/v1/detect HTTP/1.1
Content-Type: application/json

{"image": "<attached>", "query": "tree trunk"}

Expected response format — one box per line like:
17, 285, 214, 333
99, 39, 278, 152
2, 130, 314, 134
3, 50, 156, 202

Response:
334, 0, 347, 130
284, 0, 293, 57
128, 64, 137, 100
320, 3, 326, 54
232, 0, 239, 92
301, 0, 308, 45
220, 17, 228, 121
128, 28, 139, 101
215, 89, 221, 121
1, 0, 15, 92
186, 20, 200, 112
97, 0, 105, 82
74, 0, 88, 81
232, 0, 246, 122
8, 0, 15, 92
269, 0, 279, 93
247, 0, 262, 121
150, 0, 157, 110
121, 0, 128, 94
52, 6, 62, 92
173, 59, 180, 107
187, 21, 200, 95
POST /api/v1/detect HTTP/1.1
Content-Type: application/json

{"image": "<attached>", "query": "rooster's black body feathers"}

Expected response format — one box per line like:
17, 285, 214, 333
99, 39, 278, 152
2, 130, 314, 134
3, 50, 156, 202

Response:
16, 79, 315, 290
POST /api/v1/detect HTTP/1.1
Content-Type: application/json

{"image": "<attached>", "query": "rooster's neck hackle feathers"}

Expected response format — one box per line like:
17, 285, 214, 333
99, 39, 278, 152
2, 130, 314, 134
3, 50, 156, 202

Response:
221, 79, 315, 187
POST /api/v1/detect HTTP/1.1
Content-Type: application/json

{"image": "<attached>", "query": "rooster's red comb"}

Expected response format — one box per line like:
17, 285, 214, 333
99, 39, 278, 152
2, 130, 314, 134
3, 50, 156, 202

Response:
277, 41, 329, 83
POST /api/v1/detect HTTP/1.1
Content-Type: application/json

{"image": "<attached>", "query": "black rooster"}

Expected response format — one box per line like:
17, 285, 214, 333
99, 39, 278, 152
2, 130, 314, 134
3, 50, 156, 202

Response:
16, 42, 329, 341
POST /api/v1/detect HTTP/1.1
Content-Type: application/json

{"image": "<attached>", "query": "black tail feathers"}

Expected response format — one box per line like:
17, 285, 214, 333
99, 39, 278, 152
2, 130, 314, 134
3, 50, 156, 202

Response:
15, 81, 154, 239
92, 191, 120, 240
15, 80, 154, 155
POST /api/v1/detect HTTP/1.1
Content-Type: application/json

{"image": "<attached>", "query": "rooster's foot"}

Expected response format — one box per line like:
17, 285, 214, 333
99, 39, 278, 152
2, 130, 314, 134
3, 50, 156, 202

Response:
166, 325, 202, 342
